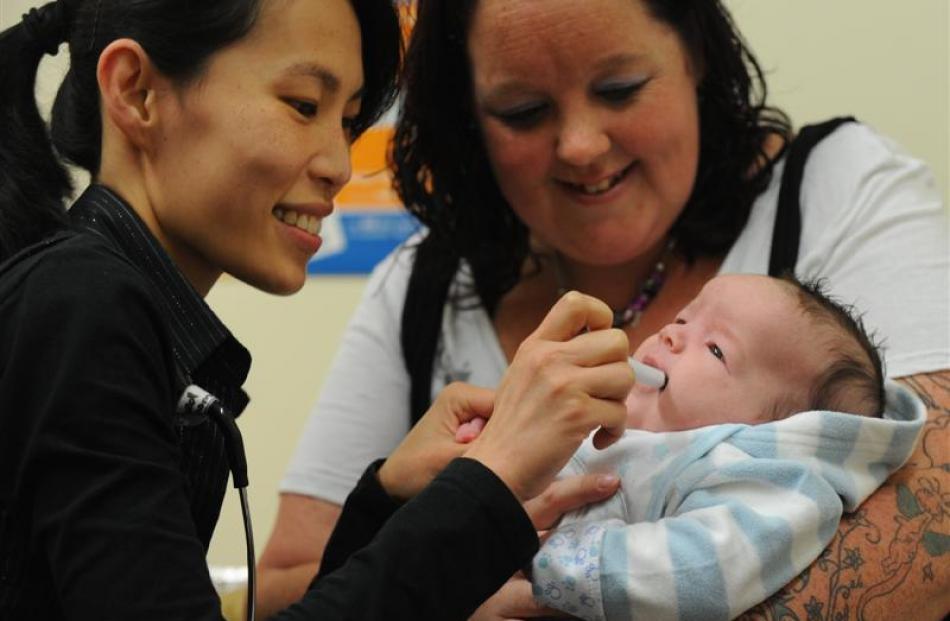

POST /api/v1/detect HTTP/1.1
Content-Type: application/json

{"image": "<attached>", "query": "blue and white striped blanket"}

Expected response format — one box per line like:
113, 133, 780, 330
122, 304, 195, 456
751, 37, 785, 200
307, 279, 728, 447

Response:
532, 380, 926, 621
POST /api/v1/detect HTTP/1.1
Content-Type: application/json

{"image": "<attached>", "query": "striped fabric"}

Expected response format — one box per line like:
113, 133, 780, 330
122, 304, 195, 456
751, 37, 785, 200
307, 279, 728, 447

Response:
532, 380, 926, 621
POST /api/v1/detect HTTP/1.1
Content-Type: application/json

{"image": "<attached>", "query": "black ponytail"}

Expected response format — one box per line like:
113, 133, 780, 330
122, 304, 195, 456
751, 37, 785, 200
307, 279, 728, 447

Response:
0, 0, 401, 264
0, 2, 78, 262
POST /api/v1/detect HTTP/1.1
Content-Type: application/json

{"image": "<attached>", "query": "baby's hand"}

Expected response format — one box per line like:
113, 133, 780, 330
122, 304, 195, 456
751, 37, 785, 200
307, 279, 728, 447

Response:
455, 416, 487, 443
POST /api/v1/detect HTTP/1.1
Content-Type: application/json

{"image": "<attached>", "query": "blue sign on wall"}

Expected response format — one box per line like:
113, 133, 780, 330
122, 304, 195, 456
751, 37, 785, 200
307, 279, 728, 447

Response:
307, 210, 420, 275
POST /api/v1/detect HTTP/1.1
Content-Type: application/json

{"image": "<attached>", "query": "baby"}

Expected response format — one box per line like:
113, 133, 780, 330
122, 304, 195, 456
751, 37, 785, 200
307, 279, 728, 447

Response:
626, 272, 885, 431
526, 274, 926, 621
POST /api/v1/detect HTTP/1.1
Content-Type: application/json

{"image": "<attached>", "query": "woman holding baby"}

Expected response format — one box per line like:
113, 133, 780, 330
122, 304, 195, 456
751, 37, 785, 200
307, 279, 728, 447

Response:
258, 0, 949, 619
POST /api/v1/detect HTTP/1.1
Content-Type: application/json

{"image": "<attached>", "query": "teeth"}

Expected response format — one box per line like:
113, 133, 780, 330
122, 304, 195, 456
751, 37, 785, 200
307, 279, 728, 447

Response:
582, 178, 614, 194
575, 167, 628, 195
273, 207, 322, 236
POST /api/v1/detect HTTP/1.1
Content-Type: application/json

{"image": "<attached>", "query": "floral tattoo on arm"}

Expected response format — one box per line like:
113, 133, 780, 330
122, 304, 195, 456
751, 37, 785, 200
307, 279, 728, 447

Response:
739, 371, 950, 621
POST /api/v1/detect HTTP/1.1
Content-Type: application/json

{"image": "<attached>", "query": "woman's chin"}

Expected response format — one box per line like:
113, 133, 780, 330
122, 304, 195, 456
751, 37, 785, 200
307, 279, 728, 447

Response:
238, 266, 308, 296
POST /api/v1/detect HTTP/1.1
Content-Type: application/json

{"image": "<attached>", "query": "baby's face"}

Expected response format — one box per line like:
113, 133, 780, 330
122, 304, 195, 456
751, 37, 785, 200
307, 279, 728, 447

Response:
626, 274, 825, 431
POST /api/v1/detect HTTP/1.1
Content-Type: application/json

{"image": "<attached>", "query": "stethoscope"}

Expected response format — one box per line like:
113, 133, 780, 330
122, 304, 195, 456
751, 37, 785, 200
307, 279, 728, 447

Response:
177, 385, 256, 621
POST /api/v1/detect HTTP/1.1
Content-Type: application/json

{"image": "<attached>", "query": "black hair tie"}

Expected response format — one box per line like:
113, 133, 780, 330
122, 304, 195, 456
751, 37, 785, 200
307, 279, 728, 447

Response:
21, 1, 72, 57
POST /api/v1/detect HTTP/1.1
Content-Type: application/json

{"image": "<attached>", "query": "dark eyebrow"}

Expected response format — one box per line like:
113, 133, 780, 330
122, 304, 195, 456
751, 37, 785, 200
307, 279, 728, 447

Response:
284, 62, 364, 102
477, 52, 648, 104
593, 52, 648, 73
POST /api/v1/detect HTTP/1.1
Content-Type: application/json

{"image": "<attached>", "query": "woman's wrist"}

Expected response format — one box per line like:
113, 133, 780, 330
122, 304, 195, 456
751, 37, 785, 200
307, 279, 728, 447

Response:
376, 458, 411, 503
461, 445, 526, 502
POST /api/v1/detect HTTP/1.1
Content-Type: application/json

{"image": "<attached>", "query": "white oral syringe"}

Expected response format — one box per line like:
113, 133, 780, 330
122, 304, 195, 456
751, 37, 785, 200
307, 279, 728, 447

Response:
629, 358, 667, 390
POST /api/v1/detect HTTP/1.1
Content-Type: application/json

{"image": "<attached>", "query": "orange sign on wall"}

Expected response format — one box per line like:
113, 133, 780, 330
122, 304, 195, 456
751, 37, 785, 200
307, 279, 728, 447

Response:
308, 1, 419, 274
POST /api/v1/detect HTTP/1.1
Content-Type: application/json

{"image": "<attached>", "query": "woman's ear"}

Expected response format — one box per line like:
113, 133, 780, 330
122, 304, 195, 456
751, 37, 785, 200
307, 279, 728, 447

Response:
96, 39, 163, 151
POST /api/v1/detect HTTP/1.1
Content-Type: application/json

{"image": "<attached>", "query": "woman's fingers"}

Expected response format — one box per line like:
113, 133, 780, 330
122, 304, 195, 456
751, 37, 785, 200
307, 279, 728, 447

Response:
559, 327, 631, 368
379, 382, 495, 501
523, 473, 621, 530
576, 362, 637, 400
465, 292, 634, 501
379, 290, 630, 520
531, 290, 614, 342
463, 292, 633, 502
441, 382, 495, 424
462, 372, 629, 502
591, 422, 626, 450
563, 394, 628, 450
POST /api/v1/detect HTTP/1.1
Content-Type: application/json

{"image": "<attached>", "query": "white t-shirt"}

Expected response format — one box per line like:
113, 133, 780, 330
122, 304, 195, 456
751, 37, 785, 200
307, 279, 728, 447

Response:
281, 122, 949, 505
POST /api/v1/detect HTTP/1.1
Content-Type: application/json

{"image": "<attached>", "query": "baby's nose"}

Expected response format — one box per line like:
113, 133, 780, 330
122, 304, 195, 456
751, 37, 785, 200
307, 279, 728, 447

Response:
659, 324, 685, 352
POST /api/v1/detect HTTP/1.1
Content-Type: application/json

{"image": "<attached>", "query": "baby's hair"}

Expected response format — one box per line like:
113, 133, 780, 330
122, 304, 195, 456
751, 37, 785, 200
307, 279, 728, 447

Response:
780, 274, 886, 418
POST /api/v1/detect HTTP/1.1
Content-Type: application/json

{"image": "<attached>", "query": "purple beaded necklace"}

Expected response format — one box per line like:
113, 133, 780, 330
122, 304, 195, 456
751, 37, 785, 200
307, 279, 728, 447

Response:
554, 238, 676, 329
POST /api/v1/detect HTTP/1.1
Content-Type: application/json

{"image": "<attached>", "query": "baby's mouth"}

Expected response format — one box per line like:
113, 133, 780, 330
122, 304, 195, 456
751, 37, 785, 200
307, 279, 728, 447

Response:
631, 357, 668, 392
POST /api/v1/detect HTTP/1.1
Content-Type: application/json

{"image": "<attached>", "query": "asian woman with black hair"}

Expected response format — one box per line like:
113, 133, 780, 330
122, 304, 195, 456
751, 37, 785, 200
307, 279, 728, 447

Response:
0, 1, 634, 619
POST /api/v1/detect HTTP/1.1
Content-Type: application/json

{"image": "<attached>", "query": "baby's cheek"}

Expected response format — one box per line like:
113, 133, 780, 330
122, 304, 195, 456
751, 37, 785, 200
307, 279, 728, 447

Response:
624, 391, 641, 427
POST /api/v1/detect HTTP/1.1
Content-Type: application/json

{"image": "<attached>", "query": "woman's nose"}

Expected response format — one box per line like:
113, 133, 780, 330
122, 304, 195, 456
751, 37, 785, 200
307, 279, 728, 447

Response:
307, 126, 353, 196
556, 114, 610, 167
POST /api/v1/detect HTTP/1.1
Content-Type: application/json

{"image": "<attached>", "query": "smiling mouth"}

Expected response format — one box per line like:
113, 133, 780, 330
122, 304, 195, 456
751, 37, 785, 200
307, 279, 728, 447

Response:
563, 162, 635, 196
273, 206, 322, 236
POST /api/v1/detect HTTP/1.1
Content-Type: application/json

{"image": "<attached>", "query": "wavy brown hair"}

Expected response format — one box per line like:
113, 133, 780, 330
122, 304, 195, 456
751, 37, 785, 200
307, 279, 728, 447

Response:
394, 0, 792, 318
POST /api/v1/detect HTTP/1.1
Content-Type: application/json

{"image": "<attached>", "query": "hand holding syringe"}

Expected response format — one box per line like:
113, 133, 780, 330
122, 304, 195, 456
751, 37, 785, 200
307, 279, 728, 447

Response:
455, 358, 666, 442
628, 357, 667, 390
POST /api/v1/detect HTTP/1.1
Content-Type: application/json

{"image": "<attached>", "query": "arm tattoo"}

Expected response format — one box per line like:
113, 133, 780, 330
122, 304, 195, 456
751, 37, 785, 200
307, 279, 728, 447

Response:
738, 370, 950, 621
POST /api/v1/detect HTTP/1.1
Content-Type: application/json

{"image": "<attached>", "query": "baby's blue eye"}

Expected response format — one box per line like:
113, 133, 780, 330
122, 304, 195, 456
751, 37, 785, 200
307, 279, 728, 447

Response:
708, 343, 725, 362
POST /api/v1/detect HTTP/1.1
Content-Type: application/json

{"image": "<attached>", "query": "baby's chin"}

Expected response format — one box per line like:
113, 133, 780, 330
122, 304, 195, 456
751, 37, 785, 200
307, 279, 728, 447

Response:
625, 392, 665, 431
